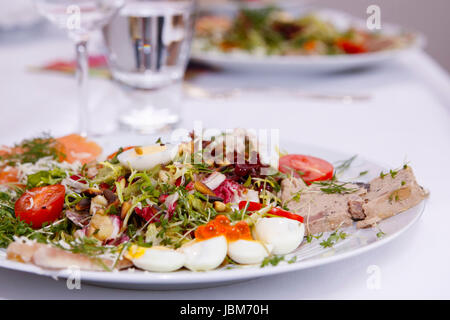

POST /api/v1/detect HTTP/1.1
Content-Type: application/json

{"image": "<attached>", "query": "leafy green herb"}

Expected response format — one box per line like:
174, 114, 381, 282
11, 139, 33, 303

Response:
313, 181, 358, 194
0, 134, 64, 165
291, 190, 302, 202
260, 254, 297, 268
380, 163, 409, 181
93, 162, 126, 184
320, 230, 348, 248
108, 147, 124, 164
0, 192, 34, 248
389, 169, 398, 179
225, 256, 238, 265
306, 232, 323, 243
334, 155, 357, 178
261, 255, 285, 268
243, 175, 252, 188
359, 170, 368, 177
0, 190, 73, 248
376, 230, 386, 238
27, 168, 66, 188
64, 193, 84, 208
55, 237, 110, 257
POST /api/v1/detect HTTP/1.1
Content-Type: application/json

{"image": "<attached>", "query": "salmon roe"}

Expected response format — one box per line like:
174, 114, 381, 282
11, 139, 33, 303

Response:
195, 215, 252, 242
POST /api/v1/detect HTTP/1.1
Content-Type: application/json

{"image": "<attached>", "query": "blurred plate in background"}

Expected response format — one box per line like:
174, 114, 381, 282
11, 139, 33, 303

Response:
191, 9, 425, 72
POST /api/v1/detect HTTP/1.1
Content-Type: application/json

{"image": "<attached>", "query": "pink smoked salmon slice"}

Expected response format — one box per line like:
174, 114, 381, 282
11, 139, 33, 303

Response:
0, 167, 19, 184
56, 134, 102, 164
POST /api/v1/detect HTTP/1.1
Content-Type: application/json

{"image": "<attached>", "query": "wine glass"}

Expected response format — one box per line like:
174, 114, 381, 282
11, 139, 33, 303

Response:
34, 0, 124, 137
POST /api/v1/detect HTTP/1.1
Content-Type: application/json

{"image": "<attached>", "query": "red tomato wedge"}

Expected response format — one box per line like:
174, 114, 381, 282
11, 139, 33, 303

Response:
279, 154, 334, 184
15, 185, 66, 228
336, 39, 367, 54
56, 134, 102, 164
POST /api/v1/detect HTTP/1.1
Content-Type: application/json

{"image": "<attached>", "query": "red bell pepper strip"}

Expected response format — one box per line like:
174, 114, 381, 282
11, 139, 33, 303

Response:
238, 201, 263, 211
269, 207, 304, 223
238, 201, 304, 223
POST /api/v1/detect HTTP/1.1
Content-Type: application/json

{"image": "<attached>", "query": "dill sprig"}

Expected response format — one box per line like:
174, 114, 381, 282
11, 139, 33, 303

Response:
333, 155, 357, 178
0, 191, 34, 248
0, 134, 65, 166
313, 181, 358, 194
306, 232, 323, 243
55, 237, 111, 257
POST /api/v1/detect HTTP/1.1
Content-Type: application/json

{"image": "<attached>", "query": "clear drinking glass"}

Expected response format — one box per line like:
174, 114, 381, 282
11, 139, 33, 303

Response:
34, 0, 124, 136
102, 0, 196, 133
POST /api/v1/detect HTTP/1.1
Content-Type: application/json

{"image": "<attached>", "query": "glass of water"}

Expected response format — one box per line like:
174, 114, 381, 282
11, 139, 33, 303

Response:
103, 0, 196, 133
34, 0, 124, 136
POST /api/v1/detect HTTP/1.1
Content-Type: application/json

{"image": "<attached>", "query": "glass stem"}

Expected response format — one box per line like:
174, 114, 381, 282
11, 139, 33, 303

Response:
75, 40, 89, 137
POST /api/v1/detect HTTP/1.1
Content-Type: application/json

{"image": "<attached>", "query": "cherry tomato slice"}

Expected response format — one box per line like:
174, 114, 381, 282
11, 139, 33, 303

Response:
336, 39, 367, 54
279, 154, 334, 184
15, 185, 65, 228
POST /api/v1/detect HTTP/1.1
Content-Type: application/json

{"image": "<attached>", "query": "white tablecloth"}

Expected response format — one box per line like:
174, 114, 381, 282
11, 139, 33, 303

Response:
0, 33, 449, 299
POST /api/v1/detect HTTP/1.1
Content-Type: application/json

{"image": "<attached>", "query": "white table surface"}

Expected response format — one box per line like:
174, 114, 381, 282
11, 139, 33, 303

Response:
0, 31, 449, 299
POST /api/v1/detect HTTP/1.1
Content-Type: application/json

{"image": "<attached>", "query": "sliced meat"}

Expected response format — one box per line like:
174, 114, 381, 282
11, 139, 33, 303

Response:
280, 177, 307, 205
6, 241, 38, 263
281, 178, 366, 235
348, 194, 366, 220
357, 166, 428, 228
6, 241, 132, 271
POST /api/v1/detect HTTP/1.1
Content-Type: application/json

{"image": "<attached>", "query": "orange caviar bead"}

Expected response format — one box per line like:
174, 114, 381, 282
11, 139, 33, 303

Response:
195, 216, 253, 242
194, 225, 207, 240
234, 221, 252, 240
203, 221, 219, 238
214, 215, 230, 233
215, 215, 230, 226
225, 226, 240, 242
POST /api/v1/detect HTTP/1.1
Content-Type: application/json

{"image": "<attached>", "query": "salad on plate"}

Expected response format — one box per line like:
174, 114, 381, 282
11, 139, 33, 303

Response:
0, 129, 427, 273
194, 6, 417, 57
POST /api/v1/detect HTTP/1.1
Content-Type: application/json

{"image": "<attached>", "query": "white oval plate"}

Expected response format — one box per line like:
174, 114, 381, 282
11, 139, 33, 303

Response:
0, 139, 426, 290
191, 10, 425, 72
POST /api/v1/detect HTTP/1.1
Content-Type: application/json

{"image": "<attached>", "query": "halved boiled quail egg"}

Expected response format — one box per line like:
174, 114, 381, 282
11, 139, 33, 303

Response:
117, 144, 178, 171
180, 236, 227, 271
253, 217, 305, 254
227, 239, 272, 265
125, 245, 185, 272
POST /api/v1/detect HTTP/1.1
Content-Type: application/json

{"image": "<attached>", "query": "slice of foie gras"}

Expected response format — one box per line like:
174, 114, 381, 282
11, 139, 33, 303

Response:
357, 166, 428, 228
